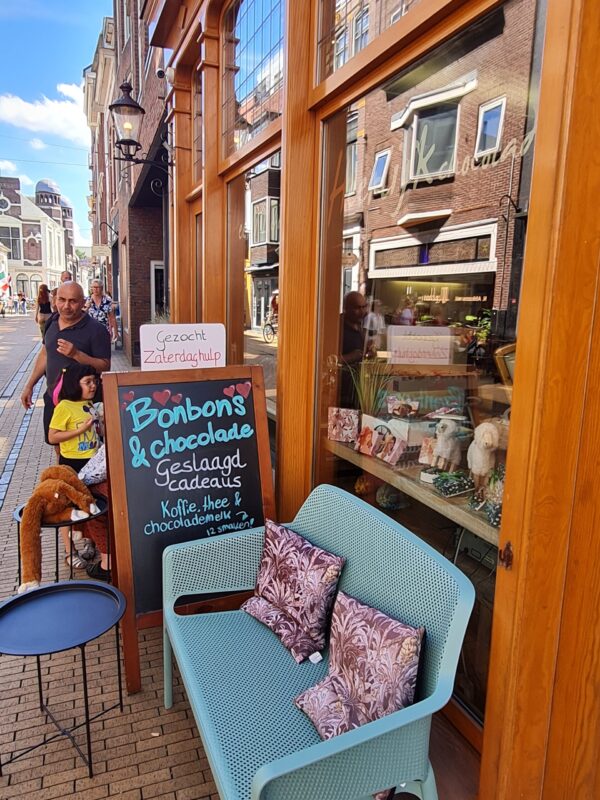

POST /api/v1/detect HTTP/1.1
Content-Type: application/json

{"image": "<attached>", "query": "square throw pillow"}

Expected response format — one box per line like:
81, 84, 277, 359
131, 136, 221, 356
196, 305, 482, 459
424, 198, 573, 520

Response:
294, 591, 425, 800
241, 519, 345, 662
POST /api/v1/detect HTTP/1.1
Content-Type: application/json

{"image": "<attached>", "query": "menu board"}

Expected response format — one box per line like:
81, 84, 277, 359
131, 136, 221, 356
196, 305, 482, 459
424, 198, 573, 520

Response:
103, 367, 274, 692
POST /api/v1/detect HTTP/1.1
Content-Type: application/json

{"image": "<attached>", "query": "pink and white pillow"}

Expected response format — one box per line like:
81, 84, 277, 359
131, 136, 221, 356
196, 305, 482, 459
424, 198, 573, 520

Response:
241, 520, 345, 663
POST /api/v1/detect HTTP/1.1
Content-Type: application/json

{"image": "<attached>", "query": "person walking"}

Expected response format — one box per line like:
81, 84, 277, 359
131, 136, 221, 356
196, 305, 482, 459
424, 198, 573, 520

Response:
20, 281, 111, 450
85, 280, 118, 341
34, 284, 52, 338
61, 270, 72, 283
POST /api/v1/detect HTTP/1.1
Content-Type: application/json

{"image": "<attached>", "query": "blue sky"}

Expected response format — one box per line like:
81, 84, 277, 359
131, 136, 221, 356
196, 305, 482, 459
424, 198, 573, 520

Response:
0, 0, 114, 246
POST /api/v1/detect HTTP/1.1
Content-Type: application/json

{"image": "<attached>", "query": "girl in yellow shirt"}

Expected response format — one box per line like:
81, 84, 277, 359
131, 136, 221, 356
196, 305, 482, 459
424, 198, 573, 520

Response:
49, 364, 100, 473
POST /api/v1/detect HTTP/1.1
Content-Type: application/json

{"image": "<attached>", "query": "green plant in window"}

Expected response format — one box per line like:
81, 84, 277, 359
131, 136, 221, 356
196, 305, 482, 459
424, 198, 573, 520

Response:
347, 359, 390, 417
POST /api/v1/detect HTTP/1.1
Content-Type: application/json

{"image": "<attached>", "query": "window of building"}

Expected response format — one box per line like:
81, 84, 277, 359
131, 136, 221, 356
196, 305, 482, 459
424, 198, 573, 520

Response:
409, 104, 458, 180
252, 200, 267, 245
334, 28, 348, 70
346, 111, 359, 194
30, 274, 42, 297
122, 0, 131, 45
193, 67, 202, 183
16, 273, 28, 295
368, 149, 392, 192
475, 97, 507, 157
353, 8, 369, 55
221, 0, 285, 157
0, 227, 21, 260
269, 198, 280, 242
318, 0, 423, 80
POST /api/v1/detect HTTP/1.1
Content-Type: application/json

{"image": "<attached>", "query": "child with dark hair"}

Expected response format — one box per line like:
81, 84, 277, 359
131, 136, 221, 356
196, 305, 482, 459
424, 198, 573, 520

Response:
48, 364, 102, 571
48, 364, 100, 473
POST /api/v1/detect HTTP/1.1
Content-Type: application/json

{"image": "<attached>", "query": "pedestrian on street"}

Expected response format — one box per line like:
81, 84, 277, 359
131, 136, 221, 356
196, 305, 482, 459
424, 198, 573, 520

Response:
20, 281, 111, 451
85, 280, 118, 342
11, 294, 18, 314
34, 283, 52, 338
61, 270, 72, 283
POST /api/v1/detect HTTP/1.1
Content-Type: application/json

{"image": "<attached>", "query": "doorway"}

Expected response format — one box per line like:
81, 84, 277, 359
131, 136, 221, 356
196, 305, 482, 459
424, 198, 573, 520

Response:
150, 260, 165, 321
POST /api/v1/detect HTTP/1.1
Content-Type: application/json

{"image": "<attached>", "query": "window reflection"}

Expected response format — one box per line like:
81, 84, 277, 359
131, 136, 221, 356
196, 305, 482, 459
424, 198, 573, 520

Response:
316, 1, 544, 721
222, 0, 284, 157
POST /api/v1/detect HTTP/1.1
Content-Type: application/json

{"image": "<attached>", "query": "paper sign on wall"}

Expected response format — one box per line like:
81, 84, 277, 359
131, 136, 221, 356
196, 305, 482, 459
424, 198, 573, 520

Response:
140, 323, 226, 371
388, 325, 454, 365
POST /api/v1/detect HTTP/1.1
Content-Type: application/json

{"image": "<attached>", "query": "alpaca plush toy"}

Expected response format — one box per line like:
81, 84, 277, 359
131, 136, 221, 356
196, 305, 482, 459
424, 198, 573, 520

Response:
467, 421, 500, 491
431, 418, 462, 472
18, 465, 99, 593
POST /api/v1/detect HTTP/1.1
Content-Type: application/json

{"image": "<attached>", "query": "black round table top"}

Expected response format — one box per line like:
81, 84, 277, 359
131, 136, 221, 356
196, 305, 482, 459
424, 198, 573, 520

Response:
13, 495, 108, 528
0, 581, 126, 656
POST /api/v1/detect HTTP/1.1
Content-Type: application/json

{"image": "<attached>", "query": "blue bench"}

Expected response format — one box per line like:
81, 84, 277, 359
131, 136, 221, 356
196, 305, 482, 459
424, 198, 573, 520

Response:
163, 484, 474, 800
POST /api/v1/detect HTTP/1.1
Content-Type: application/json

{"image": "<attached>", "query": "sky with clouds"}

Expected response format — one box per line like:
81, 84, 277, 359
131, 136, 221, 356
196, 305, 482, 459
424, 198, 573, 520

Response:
0, 0, 114, 246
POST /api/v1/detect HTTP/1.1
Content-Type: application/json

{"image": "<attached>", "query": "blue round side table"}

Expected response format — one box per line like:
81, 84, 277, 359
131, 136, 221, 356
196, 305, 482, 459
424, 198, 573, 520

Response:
0, 580, 126, 777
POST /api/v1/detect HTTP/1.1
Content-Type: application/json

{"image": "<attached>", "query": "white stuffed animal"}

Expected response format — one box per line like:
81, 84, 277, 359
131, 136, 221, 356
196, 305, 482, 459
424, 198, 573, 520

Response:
467, 421, 500, 490
431, 419, 461, 472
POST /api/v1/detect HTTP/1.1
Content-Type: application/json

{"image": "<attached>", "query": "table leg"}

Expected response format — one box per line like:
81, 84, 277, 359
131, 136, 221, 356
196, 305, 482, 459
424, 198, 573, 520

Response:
115, 623, 123, 712
36, 655, 45, 715
79, 644, 93, 778
16, 521, 21, 586
55, 527, 60, 582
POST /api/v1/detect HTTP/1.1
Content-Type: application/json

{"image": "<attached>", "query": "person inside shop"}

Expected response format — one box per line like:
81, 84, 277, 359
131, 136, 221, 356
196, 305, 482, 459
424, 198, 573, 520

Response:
339, 291, 376, 407
363, 297, 386, 349
393, 296, 415, 326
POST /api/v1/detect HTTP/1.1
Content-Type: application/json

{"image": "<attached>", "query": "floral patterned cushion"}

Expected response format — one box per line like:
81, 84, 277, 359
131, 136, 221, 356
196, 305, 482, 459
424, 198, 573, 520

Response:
241, 519, 345, 662
294, 591, 425, 800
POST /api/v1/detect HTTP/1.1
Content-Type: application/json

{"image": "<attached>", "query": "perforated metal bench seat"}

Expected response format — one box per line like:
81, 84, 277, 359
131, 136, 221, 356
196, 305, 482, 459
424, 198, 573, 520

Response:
163, 484, 475, 800
165, 608, 327, 798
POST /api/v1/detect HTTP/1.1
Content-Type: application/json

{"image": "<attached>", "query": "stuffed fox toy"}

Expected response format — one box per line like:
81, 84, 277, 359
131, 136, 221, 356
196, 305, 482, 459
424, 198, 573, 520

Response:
19, 465, 99, 593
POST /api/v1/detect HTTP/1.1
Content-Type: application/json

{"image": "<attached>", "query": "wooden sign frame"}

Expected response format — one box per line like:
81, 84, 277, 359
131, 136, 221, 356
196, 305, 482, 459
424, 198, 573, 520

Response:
103, 366, 275, 693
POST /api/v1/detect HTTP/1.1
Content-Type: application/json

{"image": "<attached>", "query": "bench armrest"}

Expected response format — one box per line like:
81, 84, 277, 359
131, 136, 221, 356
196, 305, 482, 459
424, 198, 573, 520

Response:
252, 693, 446, 800
162, 527, 265, 609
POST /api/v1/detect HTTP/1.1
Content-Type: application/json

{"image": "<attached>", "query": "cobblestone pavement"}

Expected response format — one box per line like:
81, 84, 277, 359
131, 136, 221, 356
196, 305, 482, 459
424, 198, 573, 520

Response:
0, 316, 217, 800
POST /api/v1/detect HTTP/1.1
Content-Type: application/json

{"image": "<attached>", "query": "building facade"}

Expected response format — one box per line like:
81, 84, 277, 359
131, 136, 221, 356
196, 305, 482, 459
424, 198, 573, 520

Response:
0, 176, 73, 297
94, 0, 600, 796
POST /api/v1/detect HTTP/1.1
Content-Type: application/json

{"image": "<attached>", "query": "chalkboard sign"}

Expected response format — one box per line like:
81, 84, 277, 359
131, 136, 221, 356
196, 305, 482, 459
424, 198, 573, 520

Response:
103, 367, 274, 692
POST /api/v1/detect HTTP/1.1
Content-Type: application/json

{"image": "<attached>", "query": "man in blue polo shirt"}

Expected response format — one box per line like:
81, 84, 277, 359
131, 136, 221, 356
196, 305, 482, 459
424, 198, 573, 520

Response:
20, 281, 111, 444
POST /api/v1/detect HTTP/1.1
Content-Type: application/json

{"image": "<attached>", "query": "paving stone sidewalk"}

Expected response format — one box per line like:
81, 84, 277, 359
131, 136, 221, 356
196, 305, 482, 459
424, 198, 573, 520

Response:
0, 317, 216, 800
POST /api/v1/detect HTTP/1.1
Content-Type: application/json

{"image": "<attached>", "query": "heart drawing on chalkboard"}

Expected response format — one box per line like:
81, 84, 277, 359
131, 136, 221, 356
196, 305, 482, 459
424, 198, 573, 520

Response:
153, 389, 171, 406
123, 390, 135, 402
223, 385, 235, 397
171, 393, 183, 404
236, 382, 252, 398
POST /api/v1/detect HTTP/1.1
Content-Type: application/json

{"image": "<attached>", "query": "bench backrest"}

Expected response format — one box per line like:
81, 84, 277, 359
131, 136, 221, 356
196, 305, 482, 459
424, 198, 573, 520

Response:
290, 484, 475, 701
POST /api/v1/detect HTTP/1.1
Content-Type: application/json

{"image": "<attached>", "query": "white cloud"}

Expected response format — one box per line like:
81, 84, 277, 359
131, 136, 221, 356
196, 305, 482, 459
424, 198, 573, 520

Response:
29, 138, 47, 150
18, 174, 34, 187
73, 219, 91, 248
0, 160, 17, 173
0, 84, 90, 148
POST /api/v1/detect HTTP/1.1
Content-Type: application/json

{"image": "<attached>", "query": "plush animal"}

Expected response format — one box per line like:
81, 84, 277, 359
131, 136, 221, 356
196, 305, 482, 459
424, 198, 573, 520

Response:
431, 419, 462, 473
467, 421, 500, 490
19, 465, 99, 593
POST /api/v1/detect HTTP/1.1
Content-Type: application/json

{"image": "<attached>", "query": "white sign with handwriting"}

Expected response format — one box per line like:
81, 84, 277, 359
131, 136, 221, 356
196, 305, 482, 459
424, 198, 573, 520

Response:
140, 323, 226, 371
388, 325, 454, 365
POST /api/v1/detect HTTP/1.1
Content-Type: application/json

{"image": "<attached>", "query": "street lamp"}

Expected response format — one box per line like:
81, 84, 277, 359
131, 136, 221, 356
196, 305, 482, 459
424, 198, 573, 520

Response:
109, 81, 173, 171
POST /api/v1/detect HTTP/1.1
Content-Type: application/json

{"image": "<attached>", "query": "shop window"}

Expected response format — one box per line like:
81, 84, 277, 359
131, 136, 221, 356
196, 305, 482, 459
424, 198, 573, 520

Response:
368, 149, 391, 192
408, 104, 458, 180
193, 67, 202, 183
314, 2, 544, 724
0, 227, 21, 260
221, 0, 285, 157
475, 97, 507, 157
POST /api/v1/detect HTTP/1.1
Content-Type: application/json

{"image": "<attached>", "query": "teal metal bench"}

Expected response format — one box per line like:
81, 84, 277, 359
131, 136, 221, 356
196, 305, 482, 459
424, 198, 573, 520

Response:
163, 484, 475, 800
